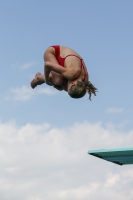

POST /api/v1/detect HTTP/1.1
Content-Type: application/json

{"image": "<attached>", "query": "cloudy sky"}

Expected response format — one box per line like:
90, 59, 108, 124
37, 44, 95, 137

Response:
0, 0, 133, 199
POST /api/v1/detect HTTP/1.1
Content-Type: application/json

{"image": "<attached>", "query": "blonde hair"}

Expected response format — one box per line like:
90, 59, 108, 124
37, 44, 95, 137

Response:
68, 81, 98, 100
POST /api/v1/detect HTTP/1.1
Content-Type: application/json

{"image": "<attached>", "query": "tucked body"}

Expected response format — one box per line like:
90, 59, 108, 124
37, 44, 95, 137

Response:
31, 45, 97, 99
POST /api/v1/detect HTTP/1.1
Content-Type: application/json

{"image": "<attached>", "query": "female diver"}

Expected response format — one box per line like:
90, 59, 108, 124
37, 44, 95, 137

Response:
31, 45, 97, 100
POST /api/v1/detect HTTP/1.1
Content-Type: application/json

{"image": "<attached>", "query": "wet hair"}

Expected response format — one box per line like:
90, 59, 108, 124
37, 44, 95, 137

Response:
68, 81, 98, 100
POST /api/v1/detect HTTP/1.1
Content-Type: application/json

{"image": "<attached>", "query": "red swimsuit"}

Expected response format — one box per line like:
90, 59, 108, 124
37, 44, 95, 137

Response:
51, 45, 87, 81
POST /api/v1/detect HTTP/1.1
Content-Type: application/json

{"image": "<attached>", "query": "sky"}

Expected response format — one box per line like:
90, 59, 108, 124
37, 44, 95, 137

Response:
0, 0, 133, 199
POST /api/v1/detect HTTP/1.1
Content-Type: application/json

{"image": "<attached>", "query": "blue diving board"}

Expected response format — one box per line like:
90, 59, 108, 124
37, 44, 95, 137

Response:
88, 147, 133, 166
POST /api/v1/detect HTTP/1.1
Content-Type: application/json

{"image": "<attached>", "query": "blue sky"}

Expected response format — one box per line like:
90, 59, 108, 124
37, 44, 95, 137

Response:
0, 1, 133, 199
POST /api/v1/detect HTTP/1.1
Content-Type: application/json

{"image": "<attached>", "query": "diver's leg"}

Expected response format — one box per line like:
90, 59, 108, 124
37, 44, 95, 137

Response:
44, 53, 63, 85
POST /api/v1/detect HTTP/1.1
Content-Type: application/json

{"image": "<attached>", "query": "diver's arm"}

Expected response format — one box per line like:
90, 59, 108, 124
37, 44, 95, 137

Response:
44, 61, 77, 83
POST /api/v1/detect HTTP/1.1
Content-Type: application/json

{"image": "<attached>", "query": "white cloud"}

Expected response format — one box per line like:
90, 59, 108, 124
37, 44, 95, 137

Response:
20, 62, 36, 70
5, 85, 58, 101
0, 121, 133, 200
106, 107, 124, 114
6, 167, 20, 172
11, 62, 36, 70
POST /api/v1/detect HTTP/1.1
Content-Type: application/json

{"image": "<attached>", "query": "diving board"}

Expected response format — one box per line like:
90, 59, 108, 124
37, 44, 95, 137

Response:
88, 147, 133, 166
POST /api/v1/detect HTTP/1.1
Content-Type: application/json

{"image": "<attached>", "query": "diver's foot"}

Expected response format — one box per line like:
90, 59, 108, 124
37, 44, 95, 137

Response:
31, 72, 45, 89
